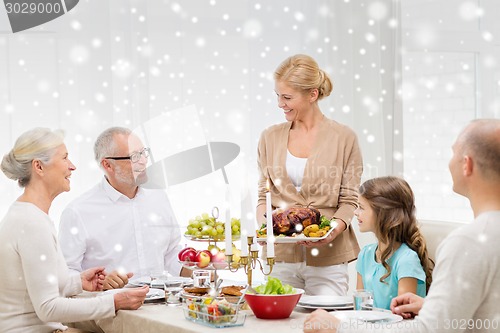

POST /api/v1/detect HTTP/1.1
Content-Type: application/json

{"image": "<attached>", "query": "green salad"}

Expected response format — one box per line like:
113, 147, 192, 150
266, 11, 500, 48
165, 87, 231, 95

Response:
253, 277, 296, 295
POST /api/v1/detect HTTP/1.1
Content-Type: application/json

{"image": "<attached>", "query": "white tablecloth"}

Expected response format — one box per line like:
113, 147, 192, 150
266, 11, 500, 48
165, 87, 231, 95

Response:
97, 303, 309, 333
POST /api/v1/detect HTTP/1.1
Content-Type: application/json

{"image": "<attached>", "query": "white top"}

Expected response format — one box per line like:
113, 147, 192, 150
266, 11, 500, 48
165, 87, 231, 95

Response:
0, 202, 115, 333
58, 177, 182, 278
286, 150, 307, 190
339, 211, 500, 333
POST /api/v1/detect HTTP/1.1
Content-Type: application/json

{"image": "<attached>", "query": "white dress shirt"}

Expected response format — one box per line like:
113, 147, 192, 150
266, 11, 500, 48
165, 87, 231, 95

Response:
59, 177, 182, 278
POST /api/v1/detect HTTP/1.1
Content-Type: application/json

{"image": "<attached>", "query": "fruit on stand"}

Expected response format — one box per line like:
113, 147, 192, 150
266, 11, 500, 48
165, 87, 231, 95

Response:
230, 245, 241, 269
211, 251, 226, 269
178, 247, 197, 263
207, 243, 221, 257
184, 213, 241, 240
212, 251, 226, 262
195, 250, 211, 268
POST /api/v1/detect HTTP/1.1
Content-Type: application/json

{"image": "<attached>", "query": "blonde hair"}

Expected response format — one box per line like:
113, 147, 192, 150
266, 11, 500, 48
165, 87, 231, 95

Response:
359, 176, 434, 292
274, 54, 333, 100
1, 128, 64, 187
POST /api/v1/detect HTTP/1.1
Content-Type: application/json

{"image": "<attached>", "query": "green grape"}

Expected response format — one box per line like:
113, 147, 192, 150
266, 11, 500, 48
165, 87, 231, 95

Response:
201, 225, 212, 235
186, 212, 243, 239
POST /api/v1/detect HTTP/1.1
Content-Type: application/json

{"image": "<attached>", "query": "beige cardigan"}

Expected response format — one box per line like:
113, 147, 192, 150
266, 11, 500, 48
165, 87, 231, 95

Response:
257, 117, 363, 266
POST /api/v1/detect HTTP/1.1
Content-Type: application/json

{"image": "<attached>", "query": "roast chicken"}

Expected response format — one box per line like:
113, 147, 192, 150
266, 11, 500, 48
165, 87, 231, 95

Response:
272, 207, 321, 235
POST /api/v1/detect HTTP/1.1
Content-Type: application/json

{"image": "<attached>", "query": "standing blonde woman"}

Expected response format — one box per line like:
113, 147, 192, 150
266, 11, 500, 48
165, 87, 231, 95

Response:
257, 54, 363, 295
0, 128, 148, 333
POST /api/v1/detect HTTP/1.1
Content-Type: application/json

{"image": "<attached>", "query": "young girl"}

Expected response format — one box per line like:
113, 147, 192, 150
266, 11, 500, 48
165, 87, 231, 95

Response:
355, 176, 434, 310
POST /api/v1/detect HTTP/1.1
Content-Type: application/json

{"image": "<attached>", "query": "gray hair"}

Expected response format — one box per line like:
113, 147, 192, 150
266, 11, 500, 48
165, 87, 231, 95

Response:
94, 127, 132, 165
1, 128, 65, 187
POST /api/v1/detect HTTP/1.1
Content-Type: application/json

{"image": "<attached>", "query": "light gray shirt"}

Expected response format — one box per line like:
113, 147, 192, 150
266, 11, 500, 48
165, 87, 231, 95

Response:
0, 202, 115, 333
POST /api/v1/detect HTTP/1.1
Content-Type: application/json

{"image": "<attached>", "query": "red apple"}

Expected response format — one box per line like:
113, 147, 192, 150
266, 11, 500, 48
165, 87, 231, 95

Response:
179, 248, 197, 263
178, 247, 196, 261
195, 250, 211, 268
198, 249, 212, 260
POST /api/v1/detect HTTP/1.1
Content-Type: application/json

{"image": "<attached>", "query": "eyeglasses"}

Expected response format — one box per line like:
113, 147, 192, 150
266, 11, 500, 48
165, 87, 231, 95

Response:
105, 147, 151, 163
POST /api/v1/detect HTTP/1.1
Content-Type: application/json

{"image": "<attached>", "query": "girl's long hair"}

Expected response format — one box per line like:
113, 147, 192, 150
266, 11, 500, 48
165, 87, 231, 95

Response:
359, 176, 434, 292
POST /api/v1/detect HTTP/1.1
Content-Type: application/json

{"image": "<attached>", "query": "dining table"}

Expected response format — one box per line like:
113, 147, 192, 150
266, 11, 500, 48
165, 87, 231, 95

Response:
82, 277, 408, 333
96, 302, 310, 333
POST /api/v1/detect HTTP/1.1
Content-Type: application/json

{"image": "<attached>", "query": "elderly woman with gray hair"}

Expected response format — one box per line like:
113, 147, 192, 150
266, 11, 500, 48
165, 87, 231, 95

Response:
0, 128, 148, 333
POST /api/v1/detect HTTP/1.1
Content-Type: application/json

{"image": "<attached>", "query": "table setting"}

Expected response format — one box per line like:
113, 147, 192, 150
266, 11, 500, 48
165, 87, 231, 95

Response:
93, 189, 408, 332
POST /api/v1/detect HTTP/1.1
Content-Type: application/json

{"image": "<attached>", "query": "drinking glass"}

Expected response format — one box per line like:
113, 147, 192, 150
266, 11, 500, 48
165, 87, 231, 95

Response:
192, 270, 211, 288
353, 289, 373, 310
149, 270, 169, 289
164, 279, 184, 306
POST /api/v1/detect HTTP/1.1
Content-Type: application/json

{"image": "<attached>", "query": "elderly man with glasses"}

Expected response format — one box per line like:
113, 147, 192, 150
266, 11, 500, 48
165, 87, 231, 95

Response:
59, 127, 184, 290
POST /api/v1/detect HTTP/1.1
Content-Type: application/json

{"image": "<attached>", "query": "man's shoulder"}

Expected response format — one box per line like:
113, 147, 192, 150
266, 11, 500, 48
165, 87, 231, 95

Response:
65, 183, 106, 209
137, 187, 170, 200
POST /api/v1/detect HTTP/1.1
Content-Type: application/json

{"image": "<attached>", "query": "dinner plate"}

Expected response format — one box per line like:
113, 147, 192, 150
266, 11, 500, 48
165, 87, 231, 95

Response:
258, 227, 334, 243
299, 295, 353, 307
128, 276, 193, 288
332, 310, 403, 323
100, 288, 165, 302
297, 295, 353, 310
144, 288, 165, 302
296, 303, 353, 310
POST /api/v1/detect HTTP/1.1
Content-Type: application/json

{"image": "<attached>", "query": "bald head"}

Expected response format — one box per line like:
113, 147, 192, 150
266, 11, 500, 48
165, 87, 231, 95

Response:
458, 119, 500, 181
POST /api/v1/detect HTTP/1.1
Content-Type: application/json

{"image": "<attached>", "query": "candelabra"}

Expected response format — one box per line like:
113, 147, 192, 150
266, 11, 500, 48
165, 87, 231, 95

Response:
226, 236, 275, 286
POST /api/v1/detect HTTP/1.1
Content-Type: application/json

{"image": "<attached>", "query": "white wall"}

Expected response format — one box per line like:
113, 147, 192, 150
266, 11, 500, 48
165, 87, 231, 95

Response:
1, 0, 497, 291
0, 0, 400, 228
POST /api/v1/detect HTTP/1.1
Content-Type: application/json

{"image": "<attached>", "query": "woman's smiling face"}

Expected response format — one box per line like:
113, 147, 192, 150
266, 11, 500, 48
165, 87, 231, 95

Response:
43, 144, 76, 195
274, 81, 312, 122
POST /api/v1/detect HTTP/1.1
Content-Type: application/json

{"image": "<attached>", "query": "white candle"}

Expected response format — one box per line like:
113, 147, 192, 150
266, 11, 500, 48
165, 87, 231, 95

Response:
240, 236, 249, 257
266, 182, 274, 257
250, 220, 259, 252
225, 185, 233, 255
240, 179, 251, 257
